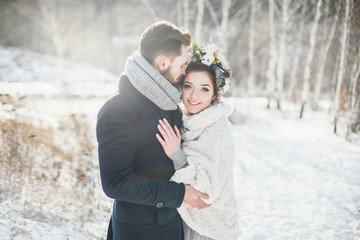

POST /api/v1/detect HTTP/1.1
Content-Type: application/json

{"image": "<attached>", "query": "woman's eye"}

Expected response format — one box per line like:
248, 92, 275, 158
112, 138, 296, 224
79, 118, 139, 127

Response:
183, 84, 191, 89
201, 88, 209, 92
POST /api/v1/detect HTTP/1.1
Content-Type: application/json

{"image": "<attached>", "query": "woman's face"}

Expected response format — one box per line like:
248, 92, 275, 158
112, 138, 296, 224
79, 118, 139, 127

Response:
182, 71, 216, 115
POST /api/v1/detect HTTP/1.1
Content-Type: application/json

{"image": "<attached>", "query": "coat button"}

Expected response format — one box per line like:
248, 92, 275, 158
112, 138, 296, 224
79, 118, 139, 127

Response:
156, 201, 164, 208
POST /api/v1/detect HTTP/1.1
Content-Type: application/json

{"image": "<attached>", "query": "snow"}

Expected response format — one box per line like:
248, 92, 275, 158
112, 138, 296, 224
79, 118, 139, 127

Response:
228, 97, 360, 240
0, 200, 88, 240
1, 46, 359, 239
0, 46, 116, 239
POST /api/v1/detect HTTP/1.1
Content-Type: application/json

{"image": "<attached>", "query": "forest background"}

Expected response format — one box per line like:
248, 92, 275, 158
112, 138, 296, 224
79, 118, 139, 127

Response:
1, 0, 359, 135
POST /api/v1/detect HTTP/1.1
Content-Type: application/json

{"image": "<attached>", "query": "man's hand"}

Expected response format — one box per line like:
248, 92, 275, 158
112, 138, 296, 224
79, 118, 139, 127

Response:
183, 184, 210, 209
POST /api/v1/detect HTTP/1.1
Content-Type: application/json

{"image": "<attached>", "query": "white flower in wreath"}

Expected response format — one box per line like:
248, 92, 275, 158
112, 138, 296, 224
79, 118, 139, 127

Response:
202, 52, 214, 65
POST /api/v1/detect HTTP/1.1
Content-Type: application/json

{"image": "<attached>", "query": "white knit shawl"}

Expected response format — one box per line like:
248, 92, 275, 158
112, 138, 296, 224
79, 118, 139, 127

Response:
171, 101, 239, 240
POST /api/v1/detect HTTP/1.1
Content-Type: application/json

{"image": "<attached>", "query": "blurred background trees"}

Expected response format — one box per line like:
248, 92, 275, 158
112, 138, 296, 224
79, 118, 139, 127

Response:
0, 0, 359, 138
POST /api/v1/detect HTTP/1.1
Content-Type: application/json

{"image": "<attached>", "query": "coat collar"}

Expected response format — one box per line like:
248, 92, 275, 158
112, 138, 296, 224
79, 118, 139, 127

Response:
119, 75, 157, 122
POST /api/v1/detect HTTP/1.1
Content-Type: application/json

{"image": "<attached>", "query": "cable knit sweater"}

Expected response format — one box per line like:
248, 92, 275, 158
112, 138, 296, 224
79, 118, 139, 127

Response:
171, 101, 239, 240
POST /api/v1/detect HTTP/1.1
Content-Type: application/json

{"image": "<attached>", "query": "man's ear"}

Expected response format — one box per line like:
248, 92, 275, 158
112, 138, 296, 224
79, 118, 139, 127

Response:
156, 55, 170, 71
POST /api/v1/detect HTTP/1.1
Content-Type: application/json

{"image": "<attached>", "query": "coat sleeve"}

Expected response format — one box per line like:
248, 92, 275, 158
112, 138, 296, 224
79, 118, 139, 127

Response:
96, 110, 185, 208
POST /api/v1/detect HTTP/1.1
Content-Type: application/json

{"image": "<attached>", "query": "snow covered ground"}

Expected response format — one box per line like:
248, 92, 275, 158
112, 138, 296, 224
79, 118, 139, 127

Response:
0, 46, 116, 239
1, 46, 359, 239
229, 98, 360, 240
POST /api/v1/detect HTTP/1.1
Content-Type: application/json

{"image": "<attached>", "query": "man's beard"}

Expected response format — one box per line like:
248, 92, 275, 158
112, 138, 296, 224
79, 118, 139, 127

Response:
161, 67, 180, 86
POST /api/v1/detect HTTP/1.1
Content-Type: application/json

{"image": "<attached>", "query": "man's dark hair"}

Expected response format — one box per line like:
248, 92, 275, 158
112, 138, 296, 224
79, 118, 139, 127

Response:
140, 20, 191, 65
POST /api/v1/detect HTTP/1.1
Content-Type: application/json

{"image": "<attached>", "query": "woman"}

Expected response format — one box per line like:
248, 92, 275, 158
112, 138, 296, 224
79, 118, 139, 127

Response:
156, 42, 239, 240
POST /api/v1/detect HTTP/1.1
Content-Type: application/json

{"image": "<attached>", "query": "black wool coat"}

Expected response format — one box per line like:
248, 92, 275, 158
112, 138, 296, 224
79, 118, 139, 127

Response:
96, 75, 185, 226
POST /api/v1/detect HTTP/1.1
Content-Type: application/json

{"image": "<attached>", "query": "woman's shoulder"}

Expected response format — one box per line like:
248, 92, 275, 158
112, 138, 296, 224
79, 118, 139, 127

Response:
205, 116, 233, 136
209, 100, 233, 115
208, 101, 233, 123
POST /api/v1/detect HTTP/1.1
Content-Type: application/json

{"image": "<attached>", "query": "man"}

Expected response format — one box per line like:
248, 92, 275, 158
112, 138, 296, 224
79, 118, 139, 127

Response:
96, 20, 209, 240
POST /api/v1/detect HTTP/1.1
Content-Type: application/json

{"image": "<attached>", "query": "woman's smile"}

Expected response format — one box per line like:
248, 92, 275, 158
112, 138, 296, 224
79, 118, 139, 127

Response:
187, 100, 201, 105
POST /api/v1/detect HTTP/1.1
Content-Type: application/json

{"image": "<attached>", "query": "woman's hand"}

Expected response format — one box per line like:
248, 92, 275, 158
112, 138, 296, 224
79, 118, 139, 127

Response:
156, 118, 181, 157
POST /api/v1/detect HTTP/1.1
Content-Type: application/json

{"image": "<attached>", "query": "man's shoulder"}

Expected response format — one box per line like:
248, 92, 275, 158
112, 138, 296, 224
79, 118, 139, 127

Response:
97, 91, 135, 122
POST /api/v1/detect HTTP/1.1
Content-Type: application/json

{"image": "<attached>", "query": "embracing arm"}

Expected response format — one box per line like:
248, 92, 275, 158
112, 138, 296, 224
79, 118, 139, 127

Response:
96, 111, 185, 208
156, 118, 210, 208
173, 125, 234, 205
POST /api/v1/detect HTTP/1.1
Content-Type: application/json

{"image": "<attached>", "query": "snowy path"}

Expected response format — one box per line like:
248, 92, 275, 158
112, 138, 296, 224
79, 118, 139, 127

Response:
232, 102, 360, 240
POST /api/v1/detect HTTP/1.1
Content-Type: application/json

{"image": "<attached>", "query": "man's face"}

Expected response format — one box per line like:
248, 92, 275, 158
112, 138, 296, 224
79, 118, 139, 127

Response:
162, 44, 188, 84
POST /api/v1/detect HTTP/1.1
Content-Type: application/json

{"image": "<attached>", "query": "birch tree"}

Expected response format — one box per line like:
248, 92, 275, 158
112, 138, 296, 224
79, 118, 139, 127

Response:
204, 0, 220, 29
203, 0, 232, 54
37, 0, 94, 61
333, 0, 351, 133
183, 0, 190, 29
194, 0, 204, 42
220, 0, 231, 57
248, 0, 256, 95
38, 0, 66, 59
347, 50, 360, 136
346, 4, 360, 137
331, 48, 341, 105
299, 0, 322, 118
203, 0, 234, 93
334, 0, 351, 114
287, 2, 307, 101
177, 1, 183, 26
266, 0, 276, 108
346, 35, 360, 138
276, 0, 289, 109
312, 0, 339, 110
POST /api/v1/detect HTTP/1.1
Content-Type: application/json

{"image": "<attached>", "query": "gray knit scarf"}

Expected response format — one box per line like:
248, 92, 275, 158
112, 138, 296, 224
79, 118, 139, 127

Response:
124, 52, 181, 111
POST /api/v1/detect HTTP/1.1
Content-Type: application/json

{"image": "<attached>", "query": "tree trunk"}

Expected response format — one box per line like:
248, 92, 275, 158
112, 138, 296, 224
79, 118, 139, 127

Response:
299, 102, 306, 118
177, 0, 183, 26
347, 46, 360, 138
248, 0, 256, 95
330, 48, 340, 113
220, 0, 231, 56
312, 0, 339, 110
276, 0, 289, 110
266, 0, 276, 108
288, 2, 307, 101
204, 0, 220, 29
183, 0, 190, 29
38, 0, 65, 59
194, 0, 204, 42
350, 51, 360, 111
300, 0, 322, 118
334, 0, 350, 114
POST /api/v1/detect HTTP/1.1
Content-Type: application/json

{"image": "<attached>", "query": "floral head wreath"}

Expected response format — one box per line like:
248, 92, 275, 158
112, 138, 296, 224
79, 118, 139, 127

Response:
188, 41, 231, 95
